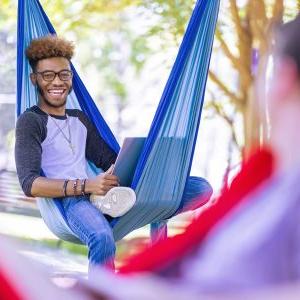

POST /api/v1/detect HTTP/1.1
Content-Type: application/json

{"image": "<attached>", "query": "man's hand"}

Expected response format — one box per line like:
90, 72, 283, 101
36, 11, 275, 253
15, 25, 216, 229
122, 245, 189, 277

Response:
85, 165, 119, 195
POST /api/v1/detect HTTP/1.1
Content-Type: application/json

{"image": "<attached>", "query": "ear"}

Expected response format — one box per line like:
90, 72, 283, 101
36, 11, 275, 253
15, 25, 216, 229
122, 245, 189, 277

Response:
30, 73, 37, 85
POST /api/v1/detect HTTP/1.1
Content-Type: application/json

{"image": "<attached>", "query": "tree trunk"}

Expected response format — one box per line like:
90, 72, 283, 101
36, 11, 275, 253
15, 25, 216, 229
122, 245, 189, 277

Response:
210, 0, 285, 157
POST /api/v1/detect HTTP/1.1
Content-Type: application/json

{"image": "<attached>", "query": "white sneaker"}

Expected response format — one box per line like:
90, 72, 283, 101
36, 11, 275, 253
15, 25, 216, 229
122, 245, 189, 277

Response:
90, 187, 136, 218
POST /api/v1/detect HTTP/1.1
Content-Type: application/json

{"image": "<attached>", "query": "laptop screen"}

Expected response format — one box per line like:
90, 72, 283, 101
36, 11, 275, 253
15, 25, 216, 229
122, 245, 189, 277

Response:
113, 137, 146, 187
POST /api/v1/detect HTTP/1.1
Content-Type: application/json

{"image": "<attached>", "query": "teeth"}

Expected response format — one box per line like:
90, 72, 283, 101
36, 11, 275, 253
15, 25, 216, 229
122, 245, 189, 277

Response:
48, 90, 64, 95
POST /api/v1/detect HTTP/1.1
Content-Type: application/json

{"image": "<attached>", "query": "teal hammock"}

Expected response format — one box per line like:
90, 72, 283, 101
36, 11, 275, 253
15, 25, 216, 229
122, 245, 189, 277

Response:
17, 0, 220, 242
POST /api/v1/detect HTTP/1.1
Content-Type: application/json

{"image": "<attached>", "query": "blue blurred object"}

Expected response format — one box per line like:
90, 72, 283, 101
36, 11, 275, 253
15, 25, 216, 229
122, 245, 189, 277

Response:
17, 0, 220, 242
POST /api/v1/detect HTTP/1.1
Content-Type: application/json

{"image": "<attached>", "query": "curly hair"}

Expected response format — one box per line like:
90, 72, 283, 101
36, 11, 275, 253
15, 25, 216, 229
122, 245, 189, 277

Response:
26, 35, 74, 71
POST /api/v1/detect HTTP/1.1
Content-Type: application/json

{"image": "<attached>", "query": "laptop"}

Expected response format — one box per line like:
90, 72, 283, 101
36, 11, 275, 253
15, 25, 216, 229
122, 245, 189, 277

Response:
113, 137, 146, 187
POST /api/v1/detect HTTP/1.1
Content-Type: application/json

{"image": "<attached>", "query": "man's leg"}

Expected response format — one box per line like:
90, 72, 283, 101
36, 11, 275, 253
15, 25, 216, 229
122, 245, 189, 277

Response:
175, 176, 213, 215
61, 196, 116, 269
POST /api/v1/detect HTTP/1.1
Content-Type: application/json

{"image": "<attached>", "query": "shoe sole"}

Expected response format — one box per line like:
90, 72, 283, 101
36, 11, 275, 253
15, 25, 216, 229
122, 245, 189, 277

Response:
90, 187, 136, 218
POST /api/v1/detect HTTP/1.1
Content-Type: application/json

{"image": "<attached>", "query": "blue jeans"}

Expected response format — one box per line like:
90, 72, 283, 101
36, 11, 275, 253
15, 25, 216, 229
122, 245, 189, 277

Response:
176, 176, 213, 215
61, 196, 115, 269
61, 176, 212, 268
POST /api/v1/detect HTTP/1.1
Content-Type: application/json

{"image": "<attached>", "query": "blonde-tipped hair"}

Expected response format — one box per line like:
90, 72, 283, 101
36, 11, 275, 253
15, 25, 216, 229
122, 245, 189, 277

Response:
26, 35, 74, 70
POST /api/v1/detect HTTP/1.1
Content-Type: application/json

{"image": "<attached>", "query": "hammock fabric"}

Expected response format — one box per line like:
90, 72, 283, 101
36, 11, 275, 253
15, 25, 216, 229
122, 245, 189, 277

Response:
17, 0, 220, 243
119, 149, 274, 274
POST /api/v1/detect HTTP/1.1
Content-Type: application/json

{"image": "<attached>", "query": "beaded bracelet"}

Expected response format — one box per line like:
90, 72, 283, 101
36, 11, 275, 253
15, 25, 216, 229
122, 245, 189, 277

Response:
73, 179, 79, 196
81, 179, 87, 196
63, 180, 69, 197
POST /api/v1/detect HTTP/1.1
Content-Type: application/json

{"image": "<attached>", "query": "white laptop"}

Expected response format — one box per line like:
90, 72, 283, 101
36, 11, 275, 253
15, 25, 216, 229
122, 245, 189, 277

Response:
113, 137, 146, 187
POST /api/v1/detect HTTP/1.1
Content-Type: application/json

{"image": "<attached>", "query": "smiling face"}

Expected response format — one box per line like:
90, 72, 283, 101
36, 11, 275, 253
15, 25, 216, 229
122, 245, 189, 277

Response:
30, 57, 72, 113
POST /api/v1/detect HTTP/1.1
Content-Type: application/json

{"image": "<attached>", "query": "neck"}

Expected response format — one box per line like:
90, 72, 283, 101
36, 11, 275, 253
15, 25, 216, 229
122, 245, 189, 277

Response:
38, 100, 66, 116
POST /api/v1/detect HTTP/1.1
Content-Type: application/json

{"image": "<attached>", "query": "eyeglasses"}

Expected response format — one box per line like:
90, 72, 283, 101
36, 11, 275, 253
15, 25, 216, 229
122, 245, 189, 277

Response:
35, 70, 73, 82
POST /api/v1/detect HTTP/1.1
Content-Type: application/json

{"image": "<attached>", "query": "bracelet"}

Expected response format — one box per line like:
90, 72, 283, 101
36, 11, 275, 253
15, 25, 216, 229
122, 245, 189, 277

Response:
63, 180, 69, 197
81, 179, 86, 196
73, 179, 79, 196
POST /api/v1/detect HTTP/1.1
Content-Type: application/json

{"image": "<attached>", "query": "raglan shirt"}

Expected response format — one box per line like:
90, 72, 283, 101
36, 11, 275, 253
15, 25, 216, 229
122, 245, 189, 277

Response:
15, 106, 117, 197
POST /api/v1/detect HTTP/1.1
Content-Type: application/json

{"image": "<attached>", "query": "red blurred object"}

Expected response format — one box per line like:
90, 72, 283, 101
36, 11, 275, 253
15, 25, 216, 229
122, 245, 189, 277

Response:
0, 267, 23, 300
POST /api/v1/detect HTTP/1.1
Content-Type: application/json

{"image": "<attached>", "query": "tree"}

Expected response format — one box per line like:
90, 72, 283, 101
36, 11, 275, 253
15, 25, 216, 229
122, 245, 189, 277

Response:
209, 0, 286, 155
0, 0, 17, 94
138, 0, 299, 156
0, 31, 16, 94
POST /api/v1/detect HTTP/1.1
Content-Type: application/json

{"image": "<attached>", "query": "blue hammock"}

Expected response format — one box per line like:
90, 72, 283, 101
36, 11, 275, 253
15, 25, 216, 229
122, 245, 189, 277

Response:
17, 0, 220, 243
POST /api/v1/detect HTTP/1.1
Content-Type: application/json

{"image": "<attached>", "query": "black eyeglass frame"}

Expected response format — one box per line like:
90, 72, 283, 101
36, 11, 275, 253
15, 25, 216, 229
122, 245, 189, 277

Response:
34, 69, 73, 82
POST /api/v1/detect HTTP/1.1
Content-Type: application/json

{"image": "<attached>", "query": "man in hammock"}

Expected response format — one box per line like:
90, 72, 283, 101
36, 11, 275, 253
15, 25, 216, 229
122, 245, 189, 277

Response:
15, 35, 213, 270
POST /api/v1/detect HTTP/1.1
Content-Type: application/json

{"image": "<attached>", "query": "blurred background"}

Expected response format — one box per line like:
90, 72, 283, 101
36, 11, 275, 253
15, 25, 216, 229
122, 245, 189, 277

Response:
0, 0, 299, 282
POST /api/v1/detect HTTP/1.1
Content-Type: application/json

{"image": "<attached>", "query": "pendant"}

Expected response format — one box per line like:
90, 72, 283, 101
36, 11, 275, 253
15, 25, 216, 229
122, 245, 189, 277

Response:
69, 143, 75, 154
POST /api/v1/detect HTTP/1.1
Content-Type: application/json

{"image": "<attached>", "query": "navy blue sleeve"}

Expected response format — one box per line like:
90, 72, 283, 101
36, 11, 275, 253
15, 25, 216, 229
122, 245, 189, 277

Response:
15, 111, 46, 196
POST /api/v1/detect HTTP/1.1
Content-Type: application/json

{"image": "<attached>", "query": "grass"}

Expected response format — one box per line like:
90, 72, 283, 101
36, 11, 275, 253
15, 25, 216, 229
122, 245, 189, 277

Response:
12, 235, 149, 266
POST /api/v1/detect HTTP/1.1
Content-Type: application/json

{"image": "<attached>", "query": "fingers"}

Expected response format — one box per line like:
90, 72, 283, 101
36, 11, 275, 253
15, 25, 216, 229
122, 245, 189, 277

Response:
105, 164, 115, 175
96, 172, 119, 183
102, 178, 119, 188
101, 175, 119, 188
102, 173, 118, 181
94, 184, 117, 196
98, 185, 112, 194
92, 173, 119, 195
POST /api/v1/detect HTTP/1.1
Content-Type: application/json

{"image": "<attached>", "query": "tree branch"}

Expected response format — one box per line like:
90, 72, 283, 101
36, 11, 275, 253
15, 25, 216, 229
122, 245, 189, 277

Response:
272, 0, 284, 21
252, 0, 267, 24
210, 100, 239, 147
216, 28, 252, 89
215, 28, 237, 64
229, 0, 245, 44
248, 0, 268, 54
208, 70, 244, 109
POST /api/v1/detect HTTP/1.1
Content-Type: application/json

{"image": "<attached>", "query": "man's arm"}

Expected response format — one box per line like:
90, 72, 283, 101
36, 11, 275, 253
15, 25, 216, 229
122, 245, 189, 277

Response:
15, 111, 45, 197
31, 170, 119, 198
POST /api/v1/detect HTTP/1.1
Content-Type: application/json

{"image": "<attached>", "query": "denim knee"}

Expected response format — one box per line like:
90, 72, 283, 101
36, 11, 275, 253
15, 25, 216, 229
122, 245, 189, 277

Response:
185, 176, 213, 200
177, 176, 213, 214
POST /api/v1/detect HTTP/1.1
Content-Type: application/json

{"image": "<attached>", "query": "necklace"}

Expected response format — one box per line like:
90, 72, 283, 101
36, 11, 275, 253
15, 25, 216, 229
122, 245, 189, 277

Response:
48, 113, 75, 154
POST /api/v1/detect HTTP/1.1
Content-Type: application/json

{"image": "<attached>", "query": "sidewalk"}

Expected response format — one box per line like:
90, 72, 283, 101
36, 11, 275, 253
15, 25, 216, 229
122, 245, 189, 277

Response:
0, 212, 88, 279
